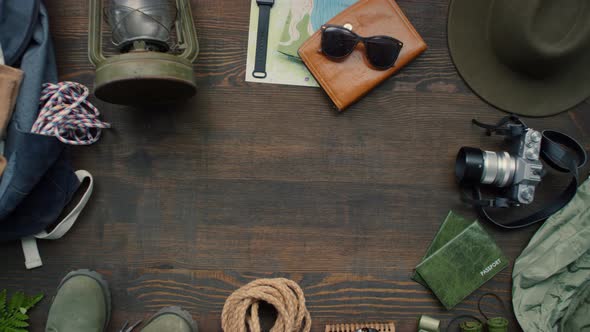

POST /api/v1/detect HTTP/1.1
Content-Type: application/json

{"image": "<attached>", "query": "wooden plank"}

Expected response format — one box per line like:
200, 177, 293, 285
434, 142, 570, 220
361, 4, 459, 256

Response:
0, 0, 588, 331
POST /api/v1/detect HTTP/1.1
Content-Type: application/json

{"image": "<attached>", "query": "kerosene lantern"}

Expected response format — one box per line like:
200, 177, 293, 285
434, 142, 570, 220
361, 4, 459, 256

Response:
88, 0, 199, 105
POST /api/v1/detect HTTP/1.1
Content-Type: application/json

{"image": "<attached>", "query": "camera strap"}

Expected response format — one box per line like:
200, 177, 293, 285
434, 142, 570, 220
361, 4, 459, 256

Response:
465, 116, 587, 229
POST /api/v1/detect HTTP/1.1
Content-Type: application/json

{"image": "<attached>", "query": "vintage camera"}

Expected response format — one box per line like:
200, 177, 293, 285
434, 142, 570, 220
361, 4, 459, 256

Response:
455, 126, 544, 205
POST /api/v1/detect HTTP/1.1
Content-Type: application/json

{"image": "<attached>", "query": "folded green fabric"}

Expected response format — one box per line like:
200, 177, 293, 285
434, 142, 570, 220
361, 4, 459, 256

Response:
414, 211, 508, 310
512, 177, 590, 332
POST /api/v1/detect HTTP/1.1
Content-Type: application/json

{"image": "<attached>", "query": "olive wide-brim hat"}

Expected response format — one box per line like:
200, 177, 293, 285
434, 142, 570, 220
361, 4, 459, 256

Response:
448, 0, 590, 117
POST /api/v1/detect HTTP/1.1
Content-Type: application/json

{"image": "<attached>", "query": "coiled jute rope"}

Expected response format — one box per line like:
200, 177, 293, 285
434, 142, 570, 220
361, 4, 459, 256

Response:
221, 278, 312, 332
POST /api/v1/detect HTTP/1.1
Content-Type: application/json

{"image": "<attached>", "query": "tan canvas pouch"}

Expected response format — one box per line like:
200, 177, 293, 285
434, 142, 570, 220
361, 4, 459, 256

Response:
0, 64, 24, 138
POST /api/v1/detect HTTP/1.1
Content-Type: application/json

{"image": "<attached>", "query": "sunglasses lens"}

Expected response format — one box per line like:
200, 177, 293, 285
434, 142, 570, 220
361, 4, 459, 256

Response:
321, 26, 358, 58
364, 37, 403, 69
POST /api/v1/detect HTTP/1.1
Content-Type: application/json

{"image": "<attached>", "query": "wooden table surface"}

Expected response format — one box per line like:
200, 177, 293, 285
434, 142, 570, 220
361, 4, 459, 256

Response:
1, 0, 589, 331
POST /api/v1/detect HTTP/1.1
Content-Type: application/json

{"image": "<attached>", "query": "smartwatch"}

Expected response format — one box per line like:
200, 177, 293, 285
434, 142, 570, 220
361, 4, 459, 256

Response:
252, 0, 275, 79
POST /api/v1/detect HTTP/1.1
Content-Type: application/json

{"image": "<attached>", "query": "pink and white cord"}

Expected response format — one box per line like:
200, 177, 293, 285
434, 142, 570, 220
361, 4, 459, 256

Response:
31, 81, 111, 145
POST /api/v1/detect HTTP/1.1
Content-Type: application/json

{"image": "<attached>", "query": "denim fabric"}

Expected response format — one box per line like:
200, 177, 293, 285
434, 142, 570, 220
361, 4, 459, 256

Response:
0, 0, 80, 241
0, 0, 38, 66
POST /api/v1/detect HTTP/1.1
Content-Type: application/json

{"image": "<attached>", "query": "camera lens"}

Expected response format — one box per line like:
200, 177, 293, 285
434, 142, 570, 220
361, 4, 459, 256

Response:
455, 147, 485, 184
456, 147, 517, 187
481, 151, 516, 187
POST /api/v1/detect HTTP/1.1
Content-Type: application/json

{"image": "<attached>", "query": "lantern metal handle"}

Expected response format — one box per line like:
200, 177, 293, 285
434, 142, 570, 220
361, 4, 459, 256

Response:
88, 0, 106, 67
87, 0, 199, 67
177, 0, 199, 63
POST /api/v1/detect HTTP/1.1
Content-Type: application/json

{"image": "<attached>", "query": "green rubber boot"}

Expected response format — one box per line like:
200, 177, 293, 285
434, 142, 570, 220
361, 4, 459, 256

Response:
45, 270, 111, 332
140, 306, 198, 332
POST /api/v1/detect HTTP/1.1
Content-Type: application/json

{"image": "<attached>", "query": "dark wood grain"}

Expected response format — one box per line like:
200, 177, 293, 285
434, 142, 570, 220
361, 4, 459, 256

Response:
1, 0, 589, 331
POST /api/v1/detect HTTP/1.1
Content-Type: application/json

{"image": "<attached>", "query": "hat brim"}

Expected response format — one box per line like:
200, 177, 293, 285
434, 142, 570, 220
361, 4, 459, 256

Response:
448, 0, 590, 117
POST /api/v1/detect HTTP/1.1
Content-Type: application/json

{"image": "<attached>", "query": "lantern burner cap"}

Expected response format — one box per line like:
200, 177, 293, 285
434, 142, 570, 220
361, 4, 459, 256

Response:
120, 39, 170, 53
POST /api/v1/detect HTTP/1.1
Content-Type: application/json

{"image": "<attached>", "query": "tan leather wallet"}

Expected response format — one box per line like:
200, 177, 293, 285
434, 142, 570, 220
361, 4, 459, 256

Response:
298, 0, 427, 111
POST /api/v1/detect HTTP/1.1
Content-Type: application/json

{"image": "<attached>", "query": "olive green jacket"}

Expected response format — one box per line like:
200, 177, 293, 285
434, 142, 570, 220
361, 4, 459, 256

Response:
513, 177, 590, 331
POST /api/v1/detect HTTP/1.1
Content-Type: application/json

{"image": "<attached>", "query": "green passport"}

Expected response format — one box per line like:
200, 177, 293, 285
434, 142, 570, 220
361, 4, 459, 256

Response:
413, 211, 508, 310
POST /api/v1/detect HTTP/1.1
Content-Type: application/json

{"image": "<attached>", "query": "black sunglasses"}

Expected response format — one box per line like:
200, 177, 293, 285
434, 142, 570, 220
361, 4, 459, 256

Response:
320, 24, 403, 70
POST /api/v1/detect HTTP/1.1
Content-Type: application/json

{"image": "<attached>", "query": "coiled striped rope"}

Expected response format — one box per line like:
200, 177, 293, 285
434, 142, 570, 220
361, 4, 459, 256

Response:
31, 81, 110, 145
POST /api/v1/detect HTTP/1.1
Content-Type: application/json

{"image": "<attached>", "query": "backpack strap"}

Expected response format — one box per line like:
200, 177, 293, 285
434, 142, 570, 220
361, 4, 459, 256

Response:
21, 170, 93, 269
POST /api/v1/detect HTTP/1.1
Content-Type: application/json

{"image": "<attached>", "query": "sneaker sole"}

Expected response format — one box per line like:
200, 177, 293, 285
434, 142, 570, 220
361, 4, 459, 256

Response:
144, 306, 199, 332
55, 269, 112, 331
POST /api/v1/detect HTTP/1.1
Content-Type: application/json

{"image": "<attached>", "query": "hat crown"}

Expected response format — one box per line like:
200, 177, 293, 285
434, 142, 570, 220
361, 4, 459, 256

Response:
490, 0, 590, 78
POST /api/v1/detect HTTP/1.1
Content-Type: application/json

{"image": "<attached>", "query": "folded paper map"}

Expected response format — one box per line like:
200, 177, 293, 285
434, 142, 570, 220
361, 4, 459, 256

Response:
278, 0, 357, 58
246, 0, 356, 87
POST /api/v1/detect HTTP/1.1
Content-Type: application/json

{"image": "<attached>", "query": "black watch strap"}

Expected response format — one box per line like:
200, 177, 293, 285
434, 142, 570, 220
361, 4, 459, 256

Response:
253, 1, 274, 79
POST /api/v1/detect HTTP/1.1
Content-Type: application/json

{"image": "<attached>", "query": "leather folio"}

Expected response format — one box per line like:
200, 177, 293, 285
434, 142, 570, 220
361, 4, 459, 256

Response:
412, 211, 508, 310
298, 0, 427, 111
